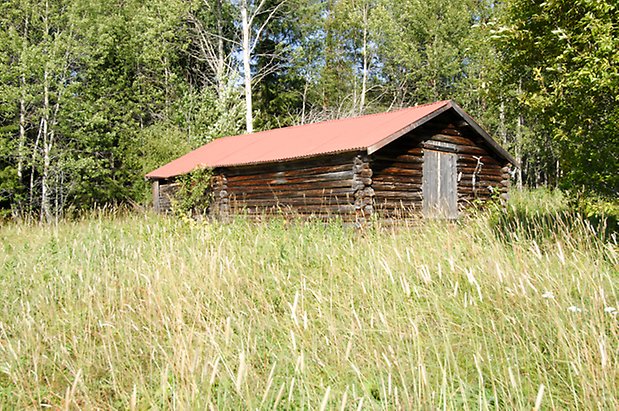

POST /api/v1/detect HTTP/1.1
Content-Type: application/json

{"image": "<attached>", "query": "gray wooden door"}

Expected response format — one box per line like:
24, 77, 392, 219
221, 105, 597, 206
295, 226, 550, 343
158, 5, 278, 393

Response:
422, 149, 458, 218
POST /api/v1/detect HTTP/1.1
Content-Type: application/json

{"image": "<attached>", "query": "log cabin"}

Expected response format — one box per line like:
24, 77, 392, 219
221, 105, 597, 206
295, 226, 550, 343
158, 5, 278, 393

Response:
146, 100, 517, 221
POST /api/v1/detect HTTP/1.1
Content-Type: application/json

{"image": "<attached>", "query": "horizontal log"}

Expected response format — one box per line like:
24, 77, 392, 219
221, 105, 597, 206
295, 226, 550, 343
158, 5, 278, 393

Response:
227, 181, 356, 194
457, 154, 500, 166
374, 191, 422, 200
458, 177, 506, 186
375, 207, 422, 215
458, 166, 504, 176
459, 172, 504, 181
227, 187, 354, 199
374, 196, 423, 203
374, 206, 422, 213
226, 169, 353, 184
222, 152, 357, 176
231, 194, 355, 203
226, 179, 360, 195
230, 196, 355, 206
372, 175, 423, 185
220, 214, 361, 223
379, 147, 424, 157
373, 161, 423, 171
226, 209, 358, 218
382, 142, 490, 157
226, 179, 359, 192
429, 134, 476, 147
372, 168, 423, 177
455, 145, 489, 156
435, 127, 462, 136
372, 181, 422, 191
374, 202, 422, 211
459, 161, 503, 169
229, 204, 356, 214
371, 154, 423, 164
226, 170, 356, 187
224, 164, 353, 182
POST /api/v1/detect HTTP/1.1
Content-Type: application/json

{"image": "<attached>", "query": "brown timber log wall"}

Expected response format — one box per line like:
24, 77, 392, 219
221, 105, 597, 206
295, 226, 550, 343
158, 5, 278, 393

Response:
153, 179, 179, 213
153, 113, 512, 219
371, 140, 424, 218
423, 121, 510, 209
370, 117, 511, 218
428, 122, 510, 208
215, 152, 362, 220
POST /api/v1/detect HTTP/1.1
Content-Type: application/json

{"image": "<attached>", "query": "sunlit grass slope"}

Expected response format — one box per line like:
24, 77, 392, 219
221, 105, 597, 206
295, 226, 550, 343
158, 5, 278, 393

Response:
0, 192, 617, 409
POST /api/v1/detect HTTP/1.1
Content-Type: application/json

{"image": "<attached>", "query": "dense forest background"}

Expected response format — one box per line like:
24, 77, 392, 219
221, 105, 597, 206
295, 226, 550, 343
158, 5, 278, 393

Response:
0, 0, 617, 220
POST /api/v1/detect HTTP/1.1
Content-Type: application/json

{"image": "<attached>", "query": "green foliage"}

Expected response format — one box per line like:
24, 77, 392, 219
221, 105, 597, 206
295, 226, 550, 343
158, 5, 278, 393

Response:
569, 193, 619, 237
377, 0, 487, 104
172, 168, 214, 217
0, 0, 243, 216
494, 0, 619, 195
489, 188, 617, 242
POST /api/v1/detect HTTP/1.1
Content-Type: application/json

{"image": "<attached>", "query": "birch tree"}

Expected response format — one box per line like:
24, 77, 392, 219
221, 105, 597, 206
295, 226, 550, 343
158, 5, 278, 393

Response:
36, 0, 76, 221
237, 0, 287, 133
0, 0, 77, 219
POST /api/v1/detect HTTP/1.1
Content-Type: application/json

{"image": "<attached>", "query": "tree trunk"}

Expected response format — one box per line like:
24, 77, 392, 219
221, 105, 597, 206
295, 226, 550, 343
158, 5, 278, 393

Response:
241, 1, 253, 134
18, 76, 26, 182
29, 118, 42, 210
499, 101, 507, 146
40, 1, 53, 222
41, 68, 52, 223
215, 0, 226, 98
516, 82, 524, 190
359, 5, 368, 114
17, 17, 29, 184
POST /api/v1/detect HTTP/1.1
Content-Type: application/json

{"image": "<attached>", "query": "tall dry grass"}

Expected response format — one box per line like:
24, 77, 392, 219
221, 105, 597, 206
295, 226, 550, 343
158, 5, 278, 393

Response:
0, 192, 617, 409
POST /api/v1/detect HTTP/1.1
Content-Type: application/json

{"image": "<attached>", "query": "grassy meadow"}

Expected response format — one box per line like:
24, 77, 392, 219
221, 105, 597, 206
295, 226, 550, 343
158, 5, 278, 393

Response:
0, 190, 617, 409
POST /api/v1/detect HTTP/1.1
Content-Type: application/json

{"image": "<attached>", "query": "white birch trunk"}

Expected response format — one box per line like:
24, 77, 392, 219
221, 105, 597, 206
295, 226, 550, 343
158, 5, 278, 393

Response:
516, 114, 523, 190
359, 5, 368, 114
215, 0, 226, 98
17, 17, 29, 183
241, 1, 253, 134
40, 0, 52, 222
41, 68, 52, 222
18, 76, 26, 182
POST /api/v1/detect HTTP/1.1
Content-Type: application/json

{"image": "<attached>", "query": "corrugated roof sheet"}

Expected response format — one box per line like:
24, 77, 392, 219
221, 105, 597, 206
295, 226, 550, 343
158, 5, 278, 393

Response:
146, 100, 467, 179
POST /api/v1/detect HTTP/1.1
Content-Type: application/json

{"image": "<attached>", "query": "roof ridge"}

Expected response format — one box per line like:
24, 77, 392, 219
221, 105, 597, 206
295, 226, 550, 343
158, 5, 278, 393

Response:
210, 100, 451, 143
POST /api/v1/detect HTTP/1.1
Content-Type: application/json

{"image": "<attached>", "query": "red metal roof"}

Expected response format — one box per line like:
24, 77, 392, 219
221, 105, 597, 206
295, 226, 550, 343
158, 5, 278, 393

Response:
147, 100, 500, 179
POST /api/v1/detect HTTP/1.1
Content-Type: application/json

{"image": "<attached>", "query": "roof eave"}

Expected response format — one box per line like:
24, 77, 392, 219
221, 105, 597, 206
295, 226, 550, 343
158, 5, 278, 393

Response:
145, 148, 368, 179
